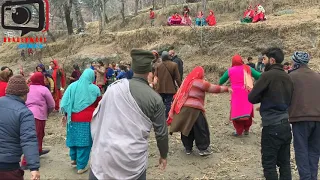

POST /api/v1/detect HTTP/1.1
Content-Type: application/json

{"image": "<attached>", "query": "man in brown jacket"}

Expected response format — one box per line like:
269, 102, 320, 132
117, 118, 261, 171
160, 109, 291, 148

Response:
288, 51, 320, 180
154, 51, 181, 118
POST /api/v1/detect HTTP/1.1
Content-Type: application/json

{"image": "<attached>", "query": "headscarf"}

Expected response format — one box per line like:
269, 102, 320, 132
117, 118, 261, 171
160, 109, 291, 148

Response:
51, 60, 66, 90
232, 54, 253, 90
30, 72, 45, 86
0, 70, 12, 82
167, 66, 204, 125
289, 51, 310, 73
60, 69, 101, 125
232, 54, 251, 74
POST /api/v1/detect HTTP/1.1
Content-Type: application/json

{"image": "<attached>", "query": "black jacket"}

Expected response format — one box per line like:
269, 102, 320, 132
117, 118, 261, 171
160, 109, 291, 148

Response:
248, 64, 294, 126
172, 55, 183, 81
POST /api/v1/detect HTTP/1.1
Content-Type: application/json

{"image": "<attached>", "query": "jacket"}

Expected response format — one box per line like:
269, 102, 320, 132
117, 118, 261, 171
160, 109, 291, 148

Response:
155, 61, 182, 94
26, 85, 55, 120
0, 95, 39, 171
289, 65, 320, 122
172, 55, 184, 81
0, 81, 7, 97
248, 64, 293, 126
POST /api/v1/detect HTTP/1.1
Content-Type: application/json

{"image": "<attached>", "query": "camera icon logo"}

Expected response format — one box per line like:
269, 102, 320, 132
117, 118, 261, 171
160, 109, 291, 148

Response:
1, 0, 49, 36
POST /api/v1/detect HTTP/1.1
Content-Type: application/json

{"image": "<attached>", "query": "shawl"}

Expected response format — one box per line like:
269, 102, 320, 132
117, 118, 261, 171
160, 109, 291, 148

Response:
167, 66, 204, 125
90, 78, 152, 179
60, 69, 101, 125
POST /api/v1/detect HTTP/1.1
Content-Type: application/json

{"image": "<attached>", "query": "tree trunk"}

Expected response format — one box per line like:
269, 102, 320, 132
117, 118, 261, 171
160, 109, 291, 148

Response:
152, 0, 155, 9
162, 0, 166, 8
47, 30, 56, 42
202, 0, 207, 11
73, 0, 85, 33
134, 0, 139, 16
101, 0, 106, 30
93, 0, 102, 34
103, 0, 109, 23
120, 0, 125, 23
64, 0, 73, 35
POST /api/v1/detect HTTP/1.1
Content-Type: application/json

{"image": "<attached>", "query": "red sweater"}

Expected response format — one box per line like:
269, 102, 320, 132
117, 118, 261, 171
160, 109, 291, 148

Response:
184, 79, 228, 111
0, 81, 8, 97
206, 15, 216, 26
150, 11, 155, 19
71, 97, 101, 122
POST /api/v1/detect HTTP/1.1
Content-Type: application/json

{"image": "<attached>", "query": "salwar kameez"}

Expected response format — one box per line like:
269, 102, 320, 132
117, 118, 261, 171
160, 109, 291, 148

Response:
66, 122, 92, 170
219, 55, 261, 136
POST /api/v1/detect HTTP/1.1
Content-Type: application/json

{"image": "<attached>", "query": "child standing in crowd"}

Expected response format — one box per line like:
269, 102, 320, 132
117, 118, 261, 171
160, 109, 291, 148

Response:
150, 8, 155, 26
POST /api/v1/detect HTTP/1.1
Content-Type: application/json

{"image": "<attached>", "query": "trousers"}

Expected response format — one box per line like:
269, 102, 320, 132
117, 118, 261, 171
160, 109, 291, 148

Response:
292, 121, 320, 180
181, 112, 210, 151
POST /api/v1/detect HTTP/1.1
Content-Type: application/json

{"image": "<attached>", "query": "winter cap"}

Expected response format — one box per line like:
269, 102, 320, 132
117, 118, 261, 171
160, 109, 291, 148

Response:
161, 51, 170, 61
291, 51, 310, 65
6, 75, 29, 96
131, 49, 154, 74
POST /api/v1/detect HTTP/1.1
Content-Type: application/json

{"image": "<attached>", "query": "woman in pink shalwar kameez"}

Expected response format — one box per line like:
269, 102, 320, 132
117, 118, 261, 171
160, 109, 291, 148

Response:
219, 54, 261, 136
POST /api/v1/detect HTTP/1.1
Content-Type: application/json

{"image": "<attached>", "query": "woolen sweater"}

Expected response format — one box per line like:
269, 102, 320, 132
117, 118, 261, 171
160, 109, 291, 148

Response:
289, 65, 320, 122
184, 79, 229, 111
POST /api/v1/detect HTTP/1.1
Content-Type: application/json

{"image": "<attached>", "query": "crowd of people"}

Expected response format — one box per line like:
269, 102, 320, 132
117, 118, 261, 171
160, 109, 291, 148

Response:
0, 46, 319, 180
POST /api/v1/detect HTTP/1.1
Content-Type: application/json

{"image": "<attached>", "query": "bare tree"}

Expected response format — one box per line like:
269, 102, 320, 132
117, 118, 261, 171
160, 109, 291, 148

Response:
120, 0, 125, 23
64, 0, 73, 35
134, 0, 139, 16
73, 0, 85, 33
202, 0, 207, 11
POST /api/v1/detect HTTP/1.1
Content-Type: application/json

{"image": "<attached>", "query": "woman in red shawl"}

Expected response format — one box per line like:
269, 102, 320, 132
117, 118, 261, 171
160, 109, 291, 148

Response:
206, 10, 216, 26
50, 59, 66, 111
219, 55, 261, 136
167, 66, 230, 156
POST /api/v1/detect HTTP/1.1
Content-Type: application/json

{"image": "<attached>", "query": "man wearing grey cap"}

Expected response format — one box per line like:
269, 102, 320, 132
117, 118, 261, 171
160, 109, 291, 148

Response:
154, 51, 181, 119
90, 49, 168, 180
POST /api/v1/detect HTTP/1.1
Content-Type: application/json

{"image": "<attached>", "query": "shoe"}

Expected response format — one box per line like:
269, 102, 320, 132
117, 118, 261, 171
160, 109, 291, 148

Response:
71, 160, 77, 167
232, 132, 241, 137
77, 166, 89, 174
199, 149, 213, 156
244, 130, 249, 135
40, 149, 50, 156
185, 149, 192, 155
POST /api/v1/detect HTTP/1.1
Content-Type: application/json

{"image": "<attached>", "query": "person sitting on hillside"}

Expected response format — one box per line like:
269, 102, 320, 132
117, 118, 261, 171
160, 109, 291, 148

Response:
182, 6, 192, 26
206, 10, 217, 26
241, 5, 255, 23
169, 12, 182, 25
195, 11, 206, 26
252, 4, 266, 23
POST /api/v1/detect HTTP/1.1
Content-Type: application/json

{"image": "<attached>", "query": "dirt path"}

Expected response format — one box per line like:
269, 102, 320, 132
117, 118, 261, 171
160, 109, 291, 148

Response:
29, 93, 309, 180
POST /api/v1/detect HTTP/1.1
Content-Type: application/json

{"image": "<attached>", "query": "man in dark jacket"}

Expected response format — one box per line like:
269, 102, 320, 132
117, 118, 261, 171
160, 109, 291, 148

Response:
169, 50, 183, 81
155, 51, 181, 119
0, 75, 40, 180
248, 47, 293, 180
288, 51, 320, 180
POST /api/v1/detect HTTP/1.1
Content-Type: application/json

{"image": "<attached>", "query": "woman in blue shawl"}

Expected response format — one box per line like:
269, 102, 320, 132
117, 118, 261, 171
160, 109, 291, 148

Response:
60, 68, 101, 174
